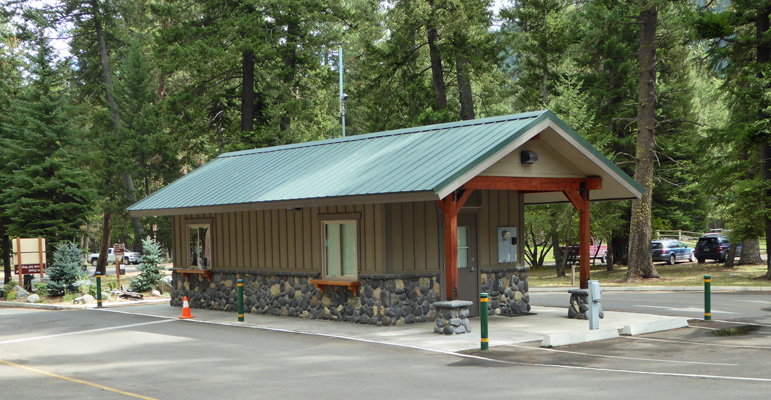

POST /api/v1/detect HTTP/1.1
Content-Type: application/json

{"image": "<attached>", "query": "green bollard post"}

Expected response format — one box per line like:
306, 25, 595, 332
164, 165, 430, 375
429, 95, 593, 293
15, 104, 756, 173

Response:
237, 279, 244, 322
480, 293, 489, 350
704, 275, 711, 320
96, 272, 102, 308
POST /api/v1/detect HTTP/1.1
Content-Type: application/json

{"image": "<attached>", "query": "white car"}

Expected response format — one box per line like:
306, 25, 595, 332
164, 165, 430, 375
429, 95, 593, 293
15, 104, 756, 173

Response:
88, 247, 140, 266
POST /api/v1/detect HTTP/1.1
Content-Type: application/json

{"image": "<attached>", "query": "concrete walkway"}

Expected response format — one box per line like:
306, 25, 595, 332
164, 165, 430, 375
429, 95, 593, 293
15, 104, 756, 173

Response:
81, 302, 688, 352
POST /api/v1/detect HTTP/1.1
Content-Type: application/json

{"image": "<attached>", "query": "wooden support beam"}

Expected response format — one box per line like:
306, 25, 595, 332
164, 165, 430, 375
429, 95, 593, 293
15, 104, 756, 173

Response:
436, 189, 473, 301
463, 176, 602, 192
563, 188, 591, 289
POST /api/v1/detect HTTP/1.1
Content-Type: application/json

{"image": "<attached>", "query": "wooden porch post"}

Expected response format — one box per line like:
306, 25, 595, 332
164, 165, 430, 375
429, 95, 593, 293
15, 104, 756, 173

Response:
437, 189, 474, 300
564, 185, 590, 289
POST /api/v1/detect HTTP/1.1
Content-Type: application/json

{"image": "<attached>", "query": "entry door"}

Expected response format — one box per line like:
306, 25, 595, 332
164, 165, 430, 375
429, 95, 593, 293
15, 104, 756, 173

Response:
457, 213, 479, 317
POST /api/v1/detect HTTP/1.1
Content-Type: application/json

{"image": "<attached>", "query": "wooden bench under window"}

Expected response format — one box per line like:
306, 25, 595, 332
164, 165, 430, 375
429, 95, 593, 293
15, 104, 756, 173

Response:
309, 279, 360, 296
175, 269, 212, 281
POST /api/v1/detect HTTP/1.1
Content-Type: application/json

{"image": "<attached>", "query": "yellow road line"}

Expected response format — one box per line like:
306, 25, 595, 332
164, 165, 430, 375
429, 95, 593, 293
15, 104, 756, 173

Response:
0, 359, 158, 400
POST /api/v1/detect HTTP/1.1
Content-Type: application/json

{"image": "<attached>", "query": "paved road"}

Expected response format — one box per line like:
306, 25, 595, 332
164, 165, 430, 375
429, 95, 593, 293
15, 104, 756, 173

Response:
530, 290, 771, 325
2, 302, 770, 399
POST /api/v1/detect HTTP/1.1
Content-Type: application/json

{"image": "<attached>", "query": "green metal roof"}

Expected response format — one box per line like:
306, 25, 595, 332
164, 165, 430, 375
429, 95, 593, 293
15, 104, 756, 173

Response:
128, 110, 643, 216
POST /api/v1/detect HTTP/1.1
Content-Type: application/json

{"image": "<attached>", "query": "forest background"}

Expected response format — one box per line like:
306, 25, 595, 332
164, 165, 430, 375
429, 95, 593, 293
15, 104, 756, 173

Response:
1, 0, 770, 282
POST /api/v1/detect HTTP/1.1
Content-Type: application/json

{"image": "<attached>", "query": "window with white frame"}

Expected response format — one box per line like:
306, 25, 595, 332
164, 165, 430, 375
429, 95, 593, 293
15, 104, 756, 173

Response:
187, 223, 211, 269
322, 220, 358, 279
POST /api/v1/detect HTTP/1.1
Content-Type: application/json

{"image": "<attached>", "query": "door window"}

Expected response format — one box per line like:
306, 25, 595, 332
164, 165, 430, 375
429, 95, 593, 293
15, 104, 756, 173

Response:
458, 226, 469, 269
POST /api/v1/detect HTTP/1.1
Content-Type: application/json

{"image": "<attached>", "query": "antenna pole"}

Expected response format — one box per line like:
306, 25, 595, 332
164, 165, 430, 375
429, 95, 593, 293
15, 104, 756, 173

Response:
339, 46, 346, 137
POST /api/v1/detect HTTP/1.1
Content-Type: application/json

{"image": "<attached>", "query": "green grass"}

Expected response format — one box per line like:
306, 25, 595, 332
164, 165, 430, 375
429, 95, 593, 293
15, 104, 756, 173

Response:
527, 262, 770, 287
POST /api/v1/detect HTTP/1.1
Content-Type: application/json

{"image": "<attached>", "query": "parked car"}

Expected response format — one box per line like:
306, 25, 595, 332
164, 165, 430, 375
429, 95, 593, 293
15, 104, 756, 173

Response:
88, 247, 140, 266
651, 239, 694, 265
694, 235, 741, 263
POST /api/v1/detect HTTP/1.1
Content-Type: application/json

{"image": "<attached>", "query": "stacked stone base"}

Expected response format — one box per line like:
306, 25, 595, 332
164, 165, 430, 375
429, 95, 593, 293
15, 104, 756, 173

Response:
567, 289, 604, 319
170, 271, 440, 326
433, 301, 473, 334
481, 267, 531, 315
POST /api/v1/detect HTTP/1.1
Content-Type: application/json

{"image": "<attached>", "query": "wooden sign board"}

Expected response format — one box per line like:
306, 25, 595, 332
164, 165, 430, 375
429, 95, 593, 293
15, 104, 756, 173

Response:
12, 238, 46, 276
114, 243, 125, 257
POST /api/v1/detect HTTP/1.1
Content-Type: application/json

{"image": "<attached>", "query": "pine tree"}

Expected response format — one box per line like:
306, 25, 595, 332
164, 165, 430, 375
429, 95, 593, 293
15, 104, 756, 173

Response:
46, 242, 85, 296
0, 22, 95, 245
131, 236, 164, 292
695, 0, 771, 278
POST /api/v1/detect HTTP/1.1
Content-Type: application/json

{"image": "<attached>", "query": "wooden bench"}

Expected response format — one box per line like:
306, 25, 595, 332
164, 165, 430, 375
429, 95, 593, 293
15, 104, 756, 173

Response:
175, 269, 212, 282
309, 279, 360, 296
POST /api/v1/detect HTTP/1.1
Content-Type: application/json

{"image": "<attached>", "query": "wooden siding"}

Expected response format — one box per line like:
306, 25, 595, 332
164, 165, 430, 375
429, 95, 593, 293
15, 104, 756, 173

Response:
171, 191, 522, 275
477, 190, 521, 268
172, 205, 386, 274
383, 190, 522, 274
386, 201, 443, 274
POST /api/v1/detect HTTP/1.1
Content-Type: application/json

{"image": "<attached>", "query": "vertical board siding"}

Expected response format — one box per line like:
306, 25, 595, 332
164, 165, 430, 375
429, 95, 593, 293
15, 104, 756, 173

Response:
249, 211, 257, 268
236, 211, 244, 268
302, 208, 312, 270
402, 202, 415, 271
177, 202, 390, 274
271, 210, 280, 267
425, 202, 440, 270
391, 203, 403, 272
257, 210, 266, 268
414, 202, 427, 271
364, 204, 376, 273
387, 201, 442, 274
285, 209, 295, 269
478, 191, 490, 267
311, 207, 321, 270
376, 204, 386, 273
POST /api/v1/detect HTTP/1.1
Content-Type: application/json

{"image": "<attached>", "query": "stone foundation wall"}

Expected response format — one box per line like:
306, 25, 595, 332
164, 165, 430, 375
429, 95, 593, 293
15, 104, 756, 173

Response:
480, 267, 531, 315
170, 271, 441, 326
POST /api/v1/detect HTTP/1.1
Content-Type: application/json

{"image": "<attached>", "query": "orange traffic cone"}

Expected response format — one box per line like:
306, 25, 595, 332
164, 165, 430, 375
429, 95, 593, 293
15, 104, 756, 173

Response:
179, 296, 195, 319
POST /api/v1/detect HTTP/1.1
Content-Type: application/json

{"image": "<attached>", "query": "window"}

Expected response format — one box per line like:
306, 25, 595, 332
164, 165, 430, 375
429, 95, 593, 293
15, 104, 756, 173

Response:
323, 220, 358, 279
187, 223, 211, 269
458, 226, 469, 269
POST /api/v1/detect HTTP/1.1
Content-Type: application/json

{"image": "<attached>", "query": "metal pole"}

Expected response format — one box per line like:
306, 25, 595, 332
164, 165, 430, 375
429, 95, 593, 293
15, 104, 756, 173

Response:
480, 293, 489, 350
96, 272, 102, 308
237, 278, 244, 322
339, 46, 345, 138
704, 275, 711, 320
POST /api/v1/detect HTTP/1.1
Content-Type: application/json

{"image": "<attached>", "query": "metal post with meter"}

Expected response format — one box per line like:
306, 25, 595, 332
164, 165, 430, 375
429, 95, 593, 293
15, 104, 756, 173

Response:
587, 280, 602, 330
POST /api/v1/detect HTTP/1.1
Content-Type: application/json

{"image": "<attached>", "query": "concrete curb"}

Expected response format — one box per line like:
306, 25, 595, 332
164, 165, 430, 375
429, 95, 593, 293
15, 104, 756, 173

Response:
0, 298, 169, 310
621, 317, 690, 336
530, 286, 771, 292
540, 328, 619, 348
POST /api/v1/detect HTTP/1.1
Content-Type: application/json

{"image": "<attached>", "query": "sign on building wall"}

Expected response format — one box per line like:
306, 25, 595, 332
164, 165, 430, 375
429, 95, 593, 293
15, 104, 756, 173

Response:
12, 237, 46, 275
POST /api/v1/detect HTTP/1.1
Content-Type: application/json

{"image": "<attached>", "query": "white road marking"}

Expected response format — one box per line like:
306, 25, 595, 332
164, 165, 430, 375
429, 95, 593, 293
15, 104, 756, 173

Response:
502, 343, 737, 366
735, 300, 771, 304
0, 320, 174, 345
624, 336, 771, 350
638, 305, 738, 314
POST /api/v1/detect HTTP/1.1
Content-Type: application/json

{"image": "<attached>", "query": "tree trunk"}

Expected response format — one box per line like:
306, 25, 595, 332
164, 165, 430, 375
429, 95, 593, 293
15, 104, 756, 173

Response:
456, 53, 474, 120
90, 0, 144, 251
2, 233, 10, 284
758, 9, 771, 279
96, 212, 111, 276
627, 6, 659, 282
552, 230, 565, 277
606, 240, 614, 272
738, 239, 763, 265
241, 50, 255, 132
724, 243, 737, 268
281, 20, 298, 132
426, 0, 447, 111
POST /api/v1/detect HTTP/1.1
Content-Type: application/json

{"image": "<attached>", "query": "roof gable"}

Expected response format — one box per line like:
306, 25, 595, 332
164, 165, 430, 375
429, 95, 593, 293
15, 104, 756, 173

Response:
128, 111, 642, 216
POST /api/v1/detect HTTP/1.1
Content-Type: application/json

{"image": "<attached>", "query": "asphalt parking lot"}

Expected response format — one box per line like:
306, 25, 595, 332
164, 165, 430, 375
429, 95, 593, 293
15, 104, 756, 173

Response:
463, 319, 771, 382
2, 305, 770, 399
